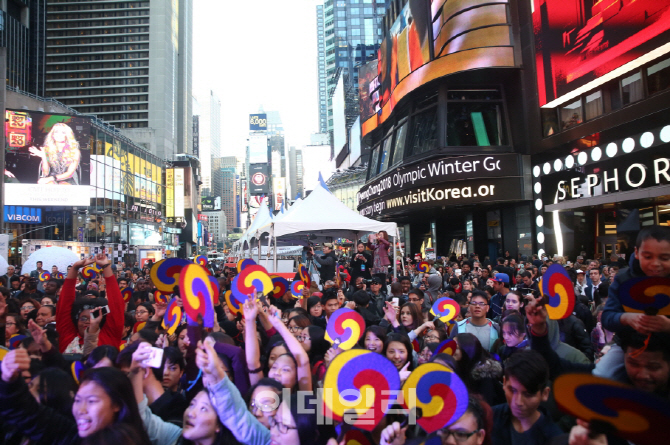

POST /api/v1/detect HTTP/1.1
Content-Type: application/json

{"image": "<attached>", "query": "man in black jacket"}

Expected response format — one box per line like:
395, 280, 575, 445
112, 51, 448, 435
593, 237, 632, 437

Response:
311, 243, 337, 285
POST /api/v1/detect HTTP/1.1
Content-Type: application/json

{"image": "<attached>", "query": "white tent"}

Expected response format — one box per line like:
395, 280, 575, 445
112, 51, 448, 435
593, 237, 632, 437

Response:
268, 184, 398, 278
272, 185, 396, 238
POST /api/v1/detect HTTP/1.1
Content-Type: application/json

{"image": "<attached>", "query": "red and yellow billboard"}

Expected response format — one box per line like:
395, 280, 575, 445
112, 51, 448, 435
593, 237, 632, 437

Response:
533, 0, 670, 106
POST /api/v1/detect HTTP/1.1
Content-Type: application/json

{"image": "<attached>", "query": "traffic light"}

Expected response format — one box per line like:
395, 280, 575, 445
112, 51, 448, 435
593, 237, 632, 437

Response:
54, 228, 59, 235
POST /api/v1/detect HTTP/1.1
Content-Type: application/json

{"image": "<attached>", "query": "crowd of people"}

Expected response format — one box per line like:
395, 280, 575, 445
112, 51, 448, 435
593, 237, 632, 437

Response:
0, 224, 667, 445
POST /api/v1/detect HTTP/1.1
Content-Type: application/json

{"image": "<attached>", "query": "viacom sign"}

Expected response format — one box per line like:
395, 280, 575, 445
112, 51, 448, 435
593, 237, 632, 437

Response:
4, 206, 42, 224
249, 114, 267, 131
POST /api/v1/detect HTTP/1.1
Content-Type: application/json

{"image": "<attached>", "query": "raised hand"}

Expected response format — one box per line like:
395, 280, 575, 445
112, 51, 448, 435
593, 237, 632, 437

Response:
27, 319, 48, 350
243, 294, 258, 320
130, 342, 153, 374
1, 349, 31, 383
95, 252, 110, 268
195, 340, 226, 387
380, 421, 408, 445
399, 362, 411, 382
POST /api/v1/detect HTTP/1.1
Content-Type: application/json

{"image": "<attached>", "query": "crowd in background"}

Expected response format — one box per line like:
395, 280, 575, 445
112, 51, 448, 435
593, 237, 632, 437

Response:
0, 224, 667, 445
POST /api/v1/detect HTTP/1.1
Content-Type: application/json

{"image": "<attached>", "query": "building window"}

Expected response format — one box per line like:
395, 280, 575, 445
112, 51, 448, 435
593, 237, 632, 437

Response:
584, 90, 603, 120
622, 72, 643, 105
647, 57, 670, 96
378, 130, 394, 174
446, 89, 507, 146
367, 144, 380, 179
560, 98, 583, 130
407, 107, 438, 156
541, 108, 559, 137
391, 121, 408, 166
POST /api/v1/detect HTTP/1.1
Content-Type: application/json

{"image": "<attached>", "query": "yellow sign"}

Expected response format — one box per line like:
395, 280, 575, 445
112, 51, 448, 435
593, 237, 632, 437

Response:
166, 169, 174, 217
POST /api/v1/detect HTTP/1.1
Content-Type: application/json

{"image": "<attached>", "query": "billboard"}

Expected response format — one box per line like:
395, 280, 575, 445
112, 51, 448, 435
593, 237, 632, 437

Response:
272, 177, 286, 211
249, 134, 268, 164
174, 168, 185, 219
4, 206, 42, 224
4, 110, 92, 206
332, 75, 347, 154
360, 0, 514, 136
533, 0, 670, 106
241, 180, 248, 212
249, 164, 269, 194
201, 196, 221, 211
249, 114, 267, 131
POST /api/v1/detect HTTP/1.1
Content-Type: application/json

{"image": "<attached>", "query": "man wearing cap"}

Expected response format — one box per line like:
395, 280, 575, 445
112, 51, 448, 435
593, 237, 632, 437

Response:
488, 273, 510, 319
574, 269, 587, 297
367, 276, 388, 319
310, 243, 338, 285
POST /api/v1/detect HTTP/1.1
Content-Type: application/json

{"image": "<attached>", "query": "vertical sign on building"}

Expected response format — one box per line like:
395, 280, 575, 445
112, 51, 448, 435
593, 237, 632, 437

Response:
174, 168, 185, 219
166, 169, 175, 219
272, 177, 286, 211
192, 115, 200, 158
241, 180, 248, 212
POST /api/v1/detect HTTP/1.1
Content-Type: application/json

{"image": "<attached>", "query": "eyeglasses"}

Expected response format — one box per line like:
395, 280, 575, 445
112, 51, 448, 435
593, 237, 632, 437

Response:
21, 305, 35, 311
408, 298, 421, 302
136, 310, 149, 315
439, 429, 479, 443
298, 336, 310, 342
5, 322, 17, 326
288, 325, 302, 332
250, 400, 276, 413
78, 316, 90, 323
469, 302, 488, 307
268, 415, 297, 434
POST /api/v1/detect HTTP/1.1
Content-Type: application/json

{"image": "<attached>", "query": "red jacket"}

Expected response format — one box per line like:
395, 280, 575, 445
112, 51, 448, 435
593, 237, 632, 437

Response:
56, 275, 124, 353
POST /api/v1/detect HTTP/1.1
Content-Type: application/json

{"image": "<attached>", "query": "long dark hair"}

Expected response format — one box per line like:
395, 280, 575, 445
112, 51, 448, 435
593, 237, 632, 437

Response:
79, 367, 151, 445
359, 325, 388, 350
35, 367, 77, 418
305, 325, 329, 366
383, 333, 415, 371
454, 333, 487, 387
181, 390, 241, 445
85, 345, 119, 368
399, 302, 423, 330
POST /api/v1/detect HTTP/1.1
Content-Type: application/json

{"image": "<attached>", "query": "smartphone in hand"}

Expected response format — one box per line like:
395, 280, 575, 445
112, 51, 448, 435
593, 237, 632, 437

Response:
92, 305, 110, 318
143, 347, 164, 368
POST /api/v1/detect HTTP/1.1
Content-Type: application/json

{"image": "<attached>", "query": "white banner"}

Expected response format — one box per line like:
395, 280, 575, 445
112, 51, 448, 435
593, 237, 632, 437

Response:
5, 183, 92, 206
0, 234, 8, 262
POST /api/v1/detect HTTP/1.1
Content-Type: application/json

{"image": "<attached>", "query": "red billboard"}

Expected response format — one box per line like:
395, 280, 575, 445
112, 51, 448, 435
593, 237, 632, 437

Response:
533, 0, 670, 106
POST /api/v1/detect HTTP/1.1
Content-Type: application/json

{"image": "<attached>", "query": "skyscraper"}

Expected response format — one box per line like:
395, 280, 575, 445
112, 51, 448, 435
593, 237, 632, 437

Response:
194, 89, 222, 197
1, 0, 47, 96
319, 0, 386, 132
44, 0, 193, 160
220, 156, 239, 231
288, 146, 303, 199
316, 4, 327, 133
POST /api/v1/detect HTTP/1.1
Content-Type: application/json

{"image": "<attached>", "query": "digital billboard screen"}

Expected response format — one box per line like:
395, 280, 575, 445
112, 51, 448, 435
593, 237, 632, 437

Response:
249, 163, 269, 195
533, 0, 670, 106
249, 134, 268, 164
249, 114, 267, 131
360, 0, 514, 136
4, 110, 91, 206
201, 196, 221, 211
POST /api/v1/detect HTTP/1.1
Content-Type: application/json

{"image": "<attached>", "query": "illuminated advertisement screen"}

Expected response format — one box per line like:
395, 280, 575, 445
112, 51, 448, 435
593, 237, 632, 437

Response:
360, 0, 514, 136
533, 0, 670, 106
5, 110, 91, 206
249, 134, 268, 164
249, 114, 267, 131
249, 163, 269, 195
